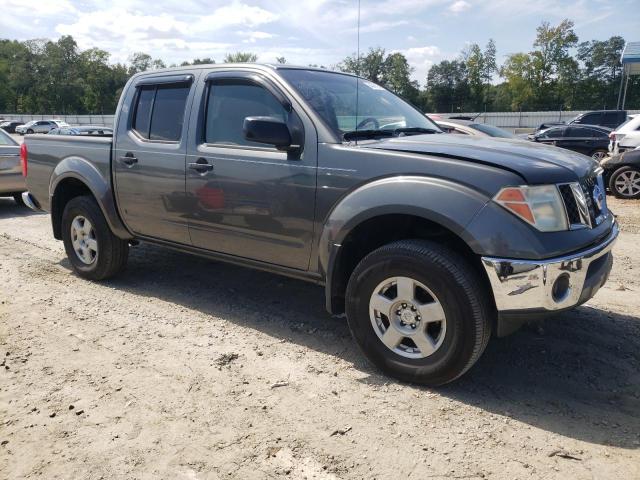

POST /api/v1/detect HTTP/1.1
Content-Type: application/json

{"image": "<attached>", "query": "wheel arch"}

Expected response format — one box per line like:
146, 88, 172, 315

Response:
318, 176, 491, 314
50, 158, 132, 240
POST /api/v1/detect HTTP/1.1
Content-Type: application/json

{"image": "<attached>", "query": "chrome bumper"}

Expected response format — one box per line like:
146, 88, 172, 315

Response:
482, 222, 618, 313
21, 191, 40, 211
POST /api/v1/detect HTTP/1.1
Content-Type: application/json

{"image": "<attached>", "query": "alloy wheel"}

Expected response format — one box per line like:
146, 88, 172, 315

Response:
70, 215, 98, 265
369, 276, 447, 359
614, 170, 640, 197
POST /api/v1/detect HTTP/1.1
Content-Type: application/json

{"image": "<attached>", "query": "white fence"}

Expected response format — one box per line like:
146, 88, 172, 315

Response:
0, 114, 115, 127
435, 110, 640, 130
2, 110, 639, 131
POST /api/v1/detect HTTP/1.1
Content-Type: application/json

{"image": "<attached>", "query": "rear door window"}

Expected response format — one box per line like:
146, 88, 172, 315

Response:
149, 85, 190, 141
566, 127, 592, 137
132, 83, 190, 141
132, 87, 155, 138
602, 111, 620, 124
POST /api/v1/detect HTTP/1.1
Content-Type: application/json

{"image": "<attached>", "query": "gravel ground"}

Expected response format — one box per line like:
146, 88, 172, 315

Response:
1, 195, 639, 480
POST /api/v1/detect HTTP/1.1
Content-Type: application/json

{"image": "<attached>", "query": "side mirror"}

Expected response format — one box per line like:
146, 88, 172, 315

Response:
243, 116, 292, 149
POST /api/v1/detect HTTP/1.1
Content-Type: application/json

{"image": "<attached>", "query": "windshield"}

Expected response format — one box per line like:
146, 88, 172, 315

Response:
279, 69, 440, 139
469, 123, 517, 138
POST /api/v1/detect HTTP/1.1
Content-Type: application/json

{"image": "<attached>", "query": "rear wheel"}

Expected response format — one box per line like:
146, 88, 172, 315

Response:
61, 195, 129, 280
609, 166, 640, 199
345, 239, 492, 386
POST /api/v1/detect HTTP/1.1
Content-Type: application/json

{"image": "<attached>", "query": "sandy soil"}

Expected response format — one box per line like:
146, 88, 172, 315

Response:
1, 195, 639, 480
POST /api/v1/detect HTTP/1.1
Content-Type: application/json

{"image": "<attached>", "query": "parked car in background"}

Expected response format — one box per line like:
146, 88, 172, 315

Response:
609, 114, 640, 155
0, 128, 25, 205
435, 119, 518, 139
16, 120, 70, 135
49, 126, 113, 136
536, 110, 627, 132
21, 64, 618, 386
601, 148, 640, 199
530, 124, 611, 160
0, 121, 23, 134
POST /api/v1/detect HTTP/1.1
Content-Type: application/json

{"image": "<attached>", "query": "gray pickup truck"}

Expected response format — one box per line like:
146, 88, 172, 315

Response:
22, 64, 618, 385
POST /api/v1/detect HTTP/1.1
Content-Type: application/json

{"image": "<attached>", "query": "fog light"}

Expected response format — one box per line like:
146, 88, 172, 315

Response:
552, 274, 571, 303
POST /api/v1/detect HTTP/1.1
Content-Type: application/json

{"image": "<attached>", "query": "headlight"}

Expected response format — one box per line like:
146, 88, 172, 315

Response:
494, 185, 568, 232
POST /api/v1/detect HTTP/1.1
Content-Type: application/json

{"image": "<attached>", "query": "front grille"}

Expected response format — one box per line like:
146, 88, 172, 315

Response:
558, 173, 606, 229
559, 184, 582, 225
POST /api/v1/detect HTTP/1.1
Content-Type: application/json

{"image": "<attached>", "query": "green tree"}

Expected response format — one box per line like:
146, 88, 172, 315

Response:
338, 48, 419, 105
181, 57, 215, 66
500, 52, 535, 110
223, 52, 258, 63
128, 52, 165, 75
339, 47, 387, 83
576, 36, 627, 109
529, 19, 579, 108
425, 60, 470, 112
381, 52, 420, 104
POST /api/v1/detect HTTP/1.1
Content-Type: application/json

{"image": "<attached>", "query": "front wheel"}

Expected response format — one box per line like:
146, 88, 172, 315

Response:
26, 129, 33, 134
609, 166, 640, 199
345, 240, 492, 386
61, 195, 129, 280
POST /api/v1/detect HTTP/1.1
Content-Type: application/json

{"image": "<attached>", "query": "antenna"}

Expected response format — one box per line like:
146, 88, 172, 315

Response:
355, 0, 361, 143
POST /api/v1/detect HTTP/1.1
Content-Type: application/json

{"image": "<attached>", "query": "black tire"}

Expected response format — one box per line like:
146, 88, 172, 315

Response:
345, 239, 492, 386
26, 129, 33, 134
13, 193, 25, 207
61, 195, 129, 280
609, 166, 640, 199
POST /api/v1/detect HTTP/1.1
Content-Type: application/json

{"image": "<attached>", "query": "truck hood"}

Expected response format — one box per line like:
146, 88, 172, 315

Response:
362, 134, 597, 184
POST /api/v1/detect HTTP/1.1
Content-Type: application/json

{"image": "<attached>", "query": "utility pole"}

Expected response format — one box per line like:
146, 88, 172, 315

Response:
617, 65, 626, 109
621, 69, 630, 110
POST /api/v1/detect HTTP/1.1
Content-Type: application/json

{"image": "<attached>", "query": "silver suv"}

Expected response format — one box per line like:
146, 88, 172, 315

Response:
16, 120, 69, 135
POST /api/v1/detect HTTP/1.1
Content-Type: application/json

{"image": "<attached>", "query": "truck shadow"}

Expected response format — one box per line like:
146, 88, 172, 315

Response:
59, 241, 640, 449
0, 197, 45, 218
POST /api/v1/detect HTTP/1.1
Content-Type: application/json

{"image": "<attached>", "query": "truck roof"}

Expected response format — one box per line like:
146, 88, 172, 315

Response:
131, 63, 358, 79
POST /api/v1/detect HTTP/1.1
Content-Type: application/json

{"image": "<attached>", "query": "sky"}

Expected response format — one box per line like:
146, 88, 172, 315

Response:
2, 0, 639, 85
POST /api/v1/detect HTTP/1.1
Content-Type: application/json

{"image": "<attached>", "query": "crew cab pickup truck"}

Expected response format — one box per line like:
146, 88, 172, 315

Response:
21, 64, 618, 385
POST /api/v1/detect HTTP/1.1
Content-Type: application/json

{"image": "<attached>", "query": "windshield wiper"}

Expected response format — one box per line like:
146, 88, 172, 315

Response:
393, 127, 440, 136
343, 129, 395, 141
343, 127, 440, 142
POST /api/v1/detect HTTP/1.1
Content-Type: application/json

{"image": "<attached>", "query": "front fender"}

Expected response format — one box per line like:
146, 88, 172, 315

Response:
50, 157, 132, 240
318, 176, 489, 302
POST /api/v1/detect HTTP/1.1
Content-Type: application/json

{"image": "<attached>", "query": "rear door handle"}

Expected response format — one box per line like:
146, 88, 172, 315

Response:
119, 154, 138, 166
188, 158, 214, 174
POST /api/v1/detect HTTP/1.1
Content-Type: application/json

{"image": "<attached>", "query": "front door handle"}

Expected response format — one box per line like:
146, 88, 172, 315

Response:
119, 153, 138, 166
188, 158, 214, 174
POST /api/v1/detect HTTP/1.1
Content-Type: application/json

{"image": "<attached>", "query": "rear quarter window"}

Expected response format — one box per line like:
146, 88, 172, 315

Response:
579, 113, 602, 124
541, 128, 564, 138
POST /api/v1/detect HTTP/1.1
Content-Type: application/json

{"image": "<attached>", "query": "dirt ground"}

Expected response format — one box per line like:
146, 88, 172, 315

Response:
0, 195, 639, 480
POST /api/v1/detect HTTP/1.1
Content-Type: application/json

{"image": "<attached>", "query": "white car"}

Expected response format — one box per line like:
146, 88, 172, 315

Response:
15, 120, 70, 135
609, 114, 640, 155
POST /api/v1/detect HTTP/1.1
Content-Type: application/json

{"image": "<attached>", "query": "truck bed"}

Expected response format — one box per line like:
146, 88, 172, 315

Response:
25, 134, 113, 212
